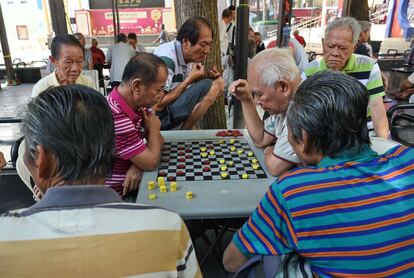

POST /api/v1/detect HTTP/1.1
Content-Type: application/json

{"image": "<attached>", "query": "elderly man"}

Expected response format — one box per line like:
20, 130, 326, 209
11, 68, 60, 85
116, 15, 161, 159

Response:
354, 21, 372, 57
153, 16, 224, 130
73, 32, 94, 70
106, 53, 165, 200
304, 17, 389, 138
32, 34, 95, 97
230, 49, 301, 176
0, 85, 200, 277
106, 33, 135, 88
223, 71, 414, 277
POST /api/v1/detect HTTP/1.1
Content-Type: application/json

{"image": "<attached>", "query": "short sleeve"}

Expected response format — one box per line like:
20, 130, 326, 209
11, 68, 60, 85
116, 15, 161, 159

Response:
273, 132, 301, 163
232, 182, 297, 257
264, 115, 277, 137
408, 72, 414, 84
159, 56, 175, 92
366, 63, 385, 100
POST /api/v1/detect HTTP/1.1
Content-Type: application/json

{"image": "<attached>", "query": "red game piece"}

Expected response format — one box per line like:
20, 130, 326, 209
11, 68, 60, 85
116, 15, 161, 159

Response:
177, 171, 185, 176
202, 160, 210, 165
178, 157, 185, 162
178, 151, 185, 156
185, 148, 192, 153
159, 171, 167, 177
177, 164, 185, 169
178, 145, 185, 150
161, 157, 169, 162
207, 145, 214, 149
167, 176, 176, 181
203, 167, 211, 172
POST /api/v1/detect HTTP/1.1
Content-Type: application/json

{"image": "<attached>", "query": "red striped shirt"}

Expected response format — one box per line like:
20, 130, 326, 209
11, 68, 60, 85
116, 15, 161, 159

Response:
105, 87, 147, 195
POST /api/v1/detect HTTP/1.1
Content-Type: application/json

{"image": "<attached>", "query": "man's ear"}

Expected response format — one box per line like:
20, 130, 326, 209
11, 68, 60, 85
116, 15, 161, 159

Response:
278, 80, 291, 96
49, 55, 57, 66
35, 145, 55, 183
131, 78, 143, 96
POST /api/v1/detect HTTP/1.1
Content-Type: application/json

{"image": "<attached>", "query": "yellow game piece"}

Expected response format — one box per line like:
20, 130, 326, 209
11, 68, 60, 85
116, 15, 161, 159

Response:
221, 172, 228, 178
170, 182, 177, 192
147, 181, 155, 190
252, 159, 258, 163
230, 146, 236, 151
185, 191, 193, 199
252, 163, 260, 170
248, 151, 254, 157
220, 165, 227, 171
148, 194, 157, 200
200, 147, 207, 152
160, 185, 167, 193
201, 152, 208, 158
219, 140, 225, 144
242, 173, 249, 179
209, 150, 215, 155
237, 149, 244, 154
227, 161, 234, 167
219, 159, 226, 164
157, 177, 165, 184
229, 139, 235, 144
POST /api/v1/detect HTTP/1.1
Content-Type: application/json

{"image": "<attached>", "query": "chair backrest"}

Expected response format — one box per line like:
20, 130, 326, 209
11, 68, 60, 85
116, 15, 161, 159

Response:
81, 69, 101, 93
387, 103, 414, 147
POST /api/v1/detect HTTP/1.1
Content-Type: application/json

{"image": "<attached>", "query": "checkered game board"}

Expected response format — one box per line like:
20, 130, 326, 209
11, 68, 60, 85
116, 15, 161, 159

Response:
158, 139, 267, 181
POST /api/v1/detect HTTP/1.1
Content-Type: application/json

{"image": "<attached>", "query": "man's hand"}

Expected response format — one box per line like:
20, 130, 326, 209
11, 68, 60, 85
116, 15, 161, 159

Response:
143, 109, 161, 131
123, 164, 143, 196
33, 185, 43, 201
208, 65, 221, 80
0, 151, 6, 169
229, 79, 253, 102
187, 63, 205, 83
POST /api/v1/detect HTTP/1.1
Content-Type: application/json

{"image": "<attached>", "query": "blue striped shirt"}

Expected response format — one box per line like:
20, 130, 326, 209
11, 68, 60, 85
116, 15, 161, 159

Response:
233, 145, 414, 277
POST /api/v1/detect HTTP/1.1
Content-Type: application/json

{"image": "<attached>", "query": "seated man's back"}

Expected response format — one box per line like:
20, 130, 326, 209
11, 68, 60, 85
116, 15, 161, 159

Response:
224, 72, 414, 277
0, 84, 200, 277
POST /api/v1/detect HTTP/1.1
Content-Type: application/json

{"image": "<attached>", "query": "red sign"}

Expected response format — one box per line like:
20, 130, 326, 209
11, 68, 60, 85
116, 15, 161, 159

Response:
85, 8, 168, 36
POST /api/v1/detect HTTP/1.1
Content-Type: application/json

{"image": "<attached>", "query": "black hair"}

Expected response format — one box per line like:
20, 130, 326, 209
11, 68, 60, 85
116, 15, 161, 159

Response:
116, 33, 127, 43
121, 52, 167, 86
50, 34, 83, 59
127, 32, 137, 40
228, 5, 236, 11
22, 84, 115, 182
286, 71, 370, 157
222, 8, 232, 18
176, 16, 213, 45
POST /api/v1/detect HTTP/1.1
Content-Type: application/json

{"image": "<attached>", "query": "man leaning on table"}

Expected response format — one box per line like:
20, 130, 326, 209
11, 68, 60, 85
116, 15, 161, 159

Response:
229, 48, 302, 177
0, 84, 200, 277
223, 71, 414, 277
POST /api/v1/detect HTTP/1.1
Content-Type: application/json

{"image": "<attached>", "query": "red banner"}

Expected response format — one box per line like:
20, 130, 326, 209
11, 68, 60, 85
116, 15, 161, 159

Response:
84, 8, 169, 36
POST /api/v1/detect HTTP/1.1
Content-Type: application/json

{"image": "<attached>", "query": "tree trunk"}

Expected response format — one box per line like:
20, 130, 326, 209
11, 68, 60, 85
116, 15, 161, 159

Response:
174, 0, 227, 129
349, 0, 369, 21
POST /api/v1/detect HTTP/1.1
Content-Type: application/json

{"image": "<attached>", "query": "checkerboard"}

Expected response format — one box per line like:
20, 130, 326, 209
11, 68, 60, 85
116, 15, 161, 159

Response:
158, 139, 267, 181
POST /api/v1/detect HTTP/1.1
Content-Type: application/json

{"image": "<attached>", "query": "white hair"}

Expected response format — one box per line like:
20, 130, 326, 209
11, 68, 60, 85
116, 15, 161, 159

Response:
325, 17, 361, 44
250, 48, 299, 88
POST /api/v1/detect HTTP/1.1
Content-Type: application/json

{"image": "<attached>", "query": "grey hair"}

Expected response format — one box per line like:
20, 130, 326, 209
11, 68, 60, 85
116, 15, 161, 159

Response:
286, 71, 370, 157
325, 17, 361, 44
249, 48, 299, 87
358, 21, 372, 33
22, 84, 115, 182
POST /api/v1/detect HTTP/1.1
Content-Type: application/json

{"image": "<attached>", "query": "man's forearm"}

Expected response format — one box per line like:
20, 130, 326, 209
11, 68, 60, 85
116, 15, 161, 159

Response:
369, 97, 389, 138
241, 99, 266, 147
155, 79, 192, 111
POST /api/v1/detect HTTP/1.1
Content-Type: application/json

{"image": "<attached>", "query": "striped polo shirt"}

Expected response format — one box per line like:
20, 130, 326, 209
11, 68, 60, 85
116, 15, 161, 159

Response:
233, 145, 414, 277
304, 54, 385, 118
153, 40, 189, 92
0, 186, 201, 277
106, 88, 147, 195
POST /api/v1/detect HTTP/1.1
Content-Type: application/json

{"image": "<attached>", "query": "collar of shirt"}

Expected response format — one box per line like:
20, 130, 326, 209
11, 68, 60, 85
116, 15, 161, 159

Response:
109, 87, 142, 121
30, 185, 122, 209
174, 40, 186, 67
318, 144, 378, 167
320, 54, 357, 73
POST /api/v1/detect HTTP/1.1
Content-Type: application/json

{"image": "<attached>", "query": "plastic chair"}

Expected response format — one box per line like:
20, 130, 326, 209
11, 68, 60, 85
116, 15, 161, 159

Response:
387, 103, 414, 147
81, 69, 103, 94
